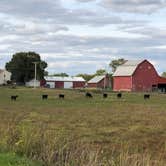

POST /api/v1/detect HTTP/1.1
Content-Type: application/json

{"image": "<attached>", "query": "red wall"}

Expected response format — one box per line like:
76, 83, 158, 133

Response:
113, 76, 132, 91
132, 60, 158, 91
88, 76, 110, 88
97, 76, 110, 88
73, 81, 85, 88
53, 81, 85, 88
158, 76, 166, 84
40, 80, 46, 86
55, 81, 64, 88
88, 83, 98, 88
41, 80, 85, 89
113, 60, 160, 92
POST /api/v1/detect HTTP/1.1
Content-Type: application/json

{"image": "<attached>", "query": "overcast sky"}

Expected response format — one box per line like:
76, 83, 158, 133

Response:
0, 0, 166, 75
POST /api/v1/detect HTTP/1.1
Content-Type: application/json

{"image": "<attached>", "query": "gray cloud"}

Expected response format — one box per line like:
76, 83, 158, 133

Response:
1, 32, 166, 74
101, 0, 166, 14
0, 0, 165, 75
0, 0, 147, 27
0, 0, 62, 18
0, 21, 69, 37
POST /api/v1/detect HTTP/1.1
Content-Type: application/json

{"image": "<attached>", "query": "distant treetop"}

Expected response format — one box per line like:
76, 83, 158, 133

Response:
6, 52, 47, 83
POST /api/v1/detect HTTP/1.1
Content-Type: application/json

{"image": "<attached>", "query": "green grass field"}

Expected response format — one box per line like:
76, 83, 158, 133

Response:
0, 87, 166, 165
0, 153, 41, 166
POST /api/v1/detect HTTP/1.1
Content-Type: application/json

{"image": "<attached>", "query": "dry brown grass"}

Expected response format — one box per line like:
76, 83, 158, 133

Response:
0, 87, 166, 165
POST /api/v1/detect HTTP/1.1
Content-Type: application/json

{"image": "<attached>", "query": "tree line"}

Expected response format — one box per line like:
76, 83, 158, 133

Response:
5, 52, 129, 84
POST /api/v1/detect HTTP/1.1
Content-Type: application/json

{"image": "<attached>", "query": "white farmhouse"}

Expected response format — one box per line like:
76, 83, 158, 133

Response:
0, 69, 11, 85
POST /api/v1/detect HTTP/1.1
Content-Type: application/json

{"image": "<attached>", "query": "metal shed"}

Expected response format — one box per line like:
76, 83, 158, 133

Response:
43, 76, 85, 89
87, 74, 110, 89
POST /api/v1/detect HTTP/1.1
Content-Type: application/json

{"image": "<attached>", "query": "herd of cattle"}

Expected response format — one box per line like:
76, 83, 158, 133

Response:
10, 93, 151, 101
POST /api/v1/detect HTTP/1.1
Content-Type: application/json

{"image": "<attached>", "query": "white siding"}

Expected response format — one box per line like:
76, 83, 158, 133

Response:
64, 82, 73, 89
44, 76, 85, 82
0, 70, 11, 85
47, 82, 55, 88
26, 79, 40, 87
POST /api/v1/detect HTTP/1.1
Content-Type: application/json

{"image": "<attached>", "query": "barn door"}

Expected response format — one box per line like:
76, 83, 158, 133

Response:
64, 82, 73, 89
47, 82, 55, 88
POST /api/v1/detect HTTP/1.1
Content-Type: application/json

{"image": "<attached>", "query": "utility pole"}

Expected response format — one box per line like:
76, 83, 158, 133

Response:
104, 73, 106, 90
103, 64, 111, 90
33, 62, 39, 88
104, 67, 108, 90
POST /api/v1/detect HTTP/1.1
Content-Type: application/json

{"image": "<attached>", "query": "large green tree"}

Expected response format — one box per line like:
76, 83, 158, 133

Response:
109, 58, 127, 72
76, 73, 94, 82
6, 52, 47, 83
76, 69, 108, 81
162, 72, 166, 78
95, 69, 107, 75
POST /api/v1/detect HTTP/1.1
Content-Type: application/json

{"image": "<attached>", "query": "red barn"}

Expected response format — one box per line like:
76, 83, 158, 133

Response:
113, 60, 166, 92
42, 76, 85, 89
88, 75, 110, 88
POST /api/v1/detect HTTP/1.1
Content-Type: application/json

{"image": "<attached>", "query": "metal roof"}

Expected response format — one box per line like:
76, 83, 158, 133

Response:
88, 75, 105, 83
123, 60, 143, 66
44, 76, 85, 82
113, 60, 144, 76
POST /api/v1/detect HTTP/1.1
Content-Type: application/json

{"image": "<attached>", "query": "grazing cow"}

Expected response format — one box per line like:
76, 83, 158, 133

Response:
103, 93, 108, 98
117, 93, 122, 99
59, 94, 65, 99
144, 94, 150, 100
11, 95, 18, 101
85, 92, 93, 98
42, 94, 48, 100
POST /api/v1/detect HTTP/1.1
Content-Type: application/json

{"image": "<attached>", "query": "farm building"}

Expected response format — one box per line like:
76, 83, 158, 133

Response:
0, 69, 11, 85
87, 74, 110, 88
113, 59, 166, 92
26, 79, 40, 87
42, 76, 85, 89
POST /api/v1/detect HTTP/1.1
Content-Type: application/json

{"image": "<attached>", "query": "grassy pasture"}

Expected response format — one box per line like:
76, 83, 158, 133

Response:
0, 87, 166, 165
0, 153, 41, 166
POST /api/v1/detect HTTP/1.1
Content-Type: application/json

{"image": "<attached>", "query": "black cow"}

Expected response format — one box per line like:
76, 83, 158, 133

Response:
85, 92, 93, 98
42, 94, 48, 100
117, 93, 122, 99
59, 94, 65, 99
11, 95, 18, 101
144, 94, 150, 100
103, 93, 108, 98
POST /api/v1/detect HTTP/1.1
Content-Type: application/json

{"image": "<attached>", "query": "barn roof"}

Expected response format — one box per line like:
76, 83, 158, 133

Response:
44, 76, 85, 82
113, 60, 145, 76
122, 60, 143, 66
88, 75, 105, 83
